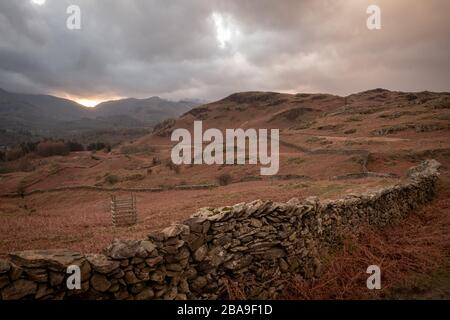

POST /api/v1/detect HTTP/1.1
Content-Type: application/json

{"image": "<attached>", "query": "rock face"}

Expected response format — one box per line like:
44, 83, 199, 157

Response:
0, 160, 441, 300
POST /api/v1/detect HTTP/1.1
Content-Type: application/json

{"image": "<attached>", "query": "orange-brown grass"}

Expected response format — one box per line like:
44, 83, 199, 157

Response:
282, 179, 450, 300
0, 177, 391, 255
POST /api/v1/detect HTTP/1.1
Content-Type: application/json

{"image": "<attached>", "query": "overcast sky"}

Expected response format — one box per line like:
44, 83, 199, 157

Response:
0, 0, 449, 104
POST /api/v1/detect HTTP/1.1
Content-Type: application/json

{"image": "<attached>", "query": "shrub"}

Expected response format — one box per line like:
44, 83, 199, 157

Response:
20, 142, 38, 154
216, 173, 232, 186
123, 174, 145, 181
36, 141, 69, 157
153, 118, 176, 137
288, 157, 305, 165
65, 141, 84, 152
16, 182, 27, 197
5, 147, 24, 161
152, 157, 161, 166
165, 160, 180, 173
87, 142, 107, 151
2, 142, 40, 161
16, 158, 35, 172
121, 144, 155, 155
104, 174, 120, 185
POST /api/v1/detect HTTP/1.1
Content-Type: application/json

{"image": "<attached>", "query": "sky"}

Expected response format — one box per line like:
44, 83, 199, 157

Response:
0, 0, 449, 106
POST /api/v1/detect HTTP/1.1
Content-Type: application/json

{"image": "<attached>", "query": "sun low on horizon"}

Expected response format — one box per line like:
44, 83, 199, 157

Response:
75, 98, 104, 108
60, 94, 124, 107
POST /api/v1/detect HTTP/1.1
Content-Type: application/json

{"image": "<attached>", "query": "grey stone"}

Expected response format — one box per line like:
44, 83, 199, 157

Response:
25, 268, 48, 283
250, 218, 263, 228
0, 275, 10, 289
150, 270, 166, 283
184, 267, 197, 280
0, 259, 11, 274
191, 276, 207, 291
204, 246, 226, 267
147, 230, 165, 242
176, 293, 187, 300
145, 256, 163, 267
185, 233, 205, 251
114, 289, 130, 300
193, 245, 208, 262
265, 247, 286, 259
8, 250, 85, 272
183, 217, 205, 233
1, 279, 37, 300
9, 264, 23, 281
224, 255, 253, 270
90, 274, 111, 292
161, 224, 189, 239
49, 271, 65, 287
178, 279, 190, 294
86, 254, 120, 274
35, 284, 55, 299
166, 263, 183, 272
140, 240, 157, 253
104, 239, 141, 259
130, 283, 146, 294
131, 257, 145, 265
163, 287, 178, 300
108, 284, 120, 293
135, 288, 154, 300
124, 271, 140, 284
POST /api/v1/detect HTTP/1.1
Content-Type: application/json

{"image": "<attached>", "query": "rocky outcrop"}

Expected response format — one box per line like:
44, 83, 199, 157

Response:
0, 160, 441, 300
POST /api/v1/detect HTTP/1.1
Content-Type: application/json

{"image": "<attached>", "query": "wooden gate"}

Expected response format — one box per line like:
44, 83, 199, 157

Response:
110, 193, 137, 227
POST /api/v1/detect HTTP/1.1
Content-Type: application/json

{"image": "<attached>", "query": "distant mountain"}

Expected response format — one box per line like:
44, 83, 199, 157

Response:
93, 96, 195, 126
0, 88, 201, 145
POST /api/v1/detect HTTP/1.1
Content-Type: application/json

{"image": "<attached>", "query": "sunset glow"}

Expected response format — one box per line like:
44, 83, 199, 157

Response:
59, 94, 124, 107
75, 99, 104, 108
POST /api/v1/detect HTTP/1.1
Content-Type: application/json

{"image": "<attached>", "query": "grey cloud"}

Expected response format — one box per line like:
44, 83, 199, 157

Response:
0, 0, 449, 101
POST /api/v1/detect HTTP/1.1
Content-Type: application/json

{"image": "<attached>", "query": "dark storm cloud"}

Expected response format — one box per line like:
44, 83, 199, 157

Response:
0, 0, 449, 101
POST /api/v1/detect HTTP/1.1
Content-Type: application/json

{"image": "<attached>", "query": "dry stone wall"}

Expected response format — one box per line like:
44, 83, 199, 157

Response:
0, 160, 441, 300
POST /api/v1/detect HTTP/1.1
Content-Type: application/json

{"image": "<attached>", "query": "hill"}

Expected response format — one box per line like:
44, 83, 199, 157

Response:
0, 88, 449, 257
0, 88, 200, 145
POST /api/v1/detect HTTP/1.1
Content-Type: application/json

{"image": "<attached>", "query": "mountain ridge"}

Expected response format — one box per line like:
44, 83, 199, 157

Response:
0, 88, 201, 144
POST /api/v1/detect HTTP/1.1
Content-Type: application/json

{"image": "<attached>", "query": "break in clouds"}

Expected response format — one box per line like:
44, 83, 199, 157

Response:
0, 0, 449, 101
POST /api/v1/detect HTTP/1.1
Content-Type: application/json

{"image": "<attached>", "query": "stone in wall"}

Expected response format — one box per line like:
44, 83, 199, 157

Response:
0, 159, 441, 300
